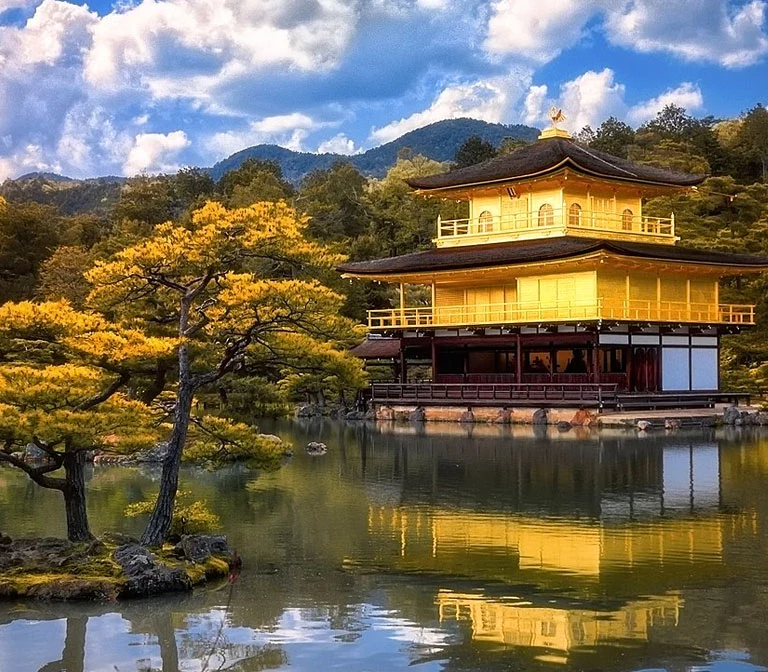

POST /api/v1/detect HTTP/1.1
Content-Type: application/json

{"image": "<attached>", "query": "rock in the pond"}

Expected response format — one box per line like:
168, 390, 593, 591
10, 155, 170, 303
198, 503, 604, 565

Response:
175, 535, 232, 564
409, 406, 426, 423
532, 408, 548, 425
306, 441, 327, 455
459, 408, 475, 423
23, 442, 49, 462
556, 421, 572, 432
492, 408, 512, 424
664, 419, 681, 431
134, 442, 170, 463
723, 405, 741, 425
636, 420, 652, 432
113, 544, 191, 598
93, 453, 132, 465
571, 409, 598, 427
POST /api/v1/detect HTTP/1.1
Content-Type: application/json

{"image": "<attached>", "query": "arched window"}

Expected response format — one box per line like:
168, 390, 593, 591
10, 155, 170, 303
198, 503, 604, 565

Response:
478, 210, 494, 233
568, 203, 582, 227
538, 203, 554, 227
621, 208, 633, 231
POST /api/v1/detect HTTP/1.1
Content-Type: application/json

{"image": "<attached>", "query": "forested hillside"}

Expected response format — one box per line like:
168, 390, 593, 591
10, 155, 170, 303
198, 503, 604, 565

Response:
208, 118, 539, 182
1, 104, 767, 391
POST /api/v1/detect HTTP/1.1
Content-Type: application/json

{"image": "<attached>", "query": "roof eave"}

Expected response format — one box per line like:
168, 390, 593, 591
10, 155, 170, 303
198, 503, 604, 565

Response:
407, 158, 705, 194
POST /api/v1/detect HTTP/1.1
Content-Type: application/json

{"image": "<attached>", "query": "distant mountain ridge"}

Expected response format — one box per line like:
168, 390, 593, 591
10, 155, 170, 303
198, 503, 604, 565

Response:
209, 118, 540, 182
1, 118, 540, 214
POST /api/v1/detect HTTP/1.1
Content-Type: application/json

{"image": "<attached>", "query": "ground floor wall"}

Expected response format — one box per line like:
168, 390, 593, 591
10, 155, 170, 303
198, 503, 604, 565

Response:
393, 325, 721, 393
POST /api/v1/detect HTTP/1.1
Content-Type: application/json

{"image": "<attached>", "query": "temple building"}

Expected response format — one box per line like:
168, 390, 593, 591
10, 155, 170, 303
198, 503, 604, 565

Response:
339, 121, 768, 411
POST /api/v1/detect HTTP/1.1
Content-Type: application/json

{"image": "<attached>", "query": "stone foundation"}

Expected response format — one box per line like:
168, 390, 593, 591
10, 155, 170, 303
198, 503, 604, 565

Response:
373, 404, 598, 426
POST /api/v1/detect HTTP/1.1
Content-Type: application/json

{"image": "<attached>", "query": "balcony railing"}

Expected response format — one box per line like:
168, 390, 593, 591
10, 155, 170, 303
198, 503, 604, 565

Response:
367, 299, 755, 329
436, 208, 675, 242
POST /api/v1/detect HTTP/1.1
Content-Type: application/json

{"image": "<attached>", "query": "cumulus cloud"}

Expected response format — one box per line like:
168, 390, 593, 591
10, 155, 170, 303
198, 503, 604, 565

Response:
0, 0, 39, 12
317, 133, 359, 154
606, 0, 768, 68
485, 0, 604, 63
486, 0, 768, 68
123, 130, 190, 175
370, 70, 532, 145
0, 0, 763, 179
523, 69, 627, 131
626, 82, 704, 125
524, 69, 706, 131
205, 113, 324, 158
84, 0, 359, 99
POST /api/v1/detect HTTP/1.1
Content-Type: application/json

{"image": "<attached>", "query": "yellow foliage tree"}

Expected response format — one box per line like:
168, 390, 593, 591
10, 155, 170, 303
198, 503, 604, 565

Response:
86, 200, 365, 545
0, 301, 170, 541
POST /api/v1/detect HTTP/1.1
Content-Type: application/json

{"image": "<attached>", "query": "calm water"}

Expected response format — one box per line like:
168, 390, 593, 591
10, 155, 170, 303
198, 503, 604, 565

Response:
2, 421, 768, 672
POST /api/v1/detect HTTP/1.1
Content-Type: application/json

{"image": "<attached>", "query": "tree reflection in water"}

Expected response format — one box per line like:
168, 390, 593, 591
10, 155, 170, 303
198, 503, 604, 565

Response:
1, 422, 768, 671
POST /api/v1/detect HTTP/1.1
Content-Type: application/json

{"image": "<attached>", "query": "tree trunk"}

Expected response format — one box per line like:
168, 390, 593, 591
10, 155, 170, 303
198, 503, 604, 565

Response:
62, 450, 92, 543
141, 338, 194, 546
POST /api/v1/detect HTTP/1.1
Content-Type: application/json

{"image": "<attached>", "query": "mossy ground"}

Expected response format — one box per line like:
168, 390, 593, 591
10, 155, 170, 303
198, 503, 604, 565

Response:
0, 538, 232, 601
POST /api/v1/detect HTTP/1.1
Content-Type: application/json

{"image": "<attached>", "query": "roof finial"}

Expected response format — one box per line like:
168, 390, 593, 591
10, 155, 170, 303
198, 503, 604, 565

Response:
539, 107, 571, 140
549, 106, 566, 130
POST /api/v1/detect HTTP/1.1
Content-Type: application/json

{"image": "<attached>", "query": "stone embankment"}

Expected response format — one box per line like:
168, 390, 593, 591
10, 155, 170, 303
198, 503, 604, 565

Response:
0, 533, 235, 601
326, 402, 768, 431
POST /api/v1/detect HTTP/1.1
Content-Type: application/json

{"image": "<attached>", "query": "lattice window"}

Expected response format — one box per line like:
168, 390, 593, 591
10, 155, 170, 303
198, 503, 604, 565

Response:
622, 208, 634, 231
538, 203, 554, 227
568, 202, 582, 226
478, 210, 494, 232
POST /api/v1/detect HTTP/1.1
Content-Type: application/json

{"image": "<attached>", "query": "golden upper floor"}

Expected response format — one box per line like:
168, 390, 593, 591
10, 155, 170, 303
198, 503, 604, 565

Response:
406, 133, 704, 248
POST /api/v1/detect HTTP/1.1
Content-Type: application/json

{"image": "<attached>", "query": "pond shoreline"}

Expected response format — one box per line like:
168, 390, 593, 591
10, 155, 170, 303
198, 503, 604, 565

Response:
0, 533, 235, 601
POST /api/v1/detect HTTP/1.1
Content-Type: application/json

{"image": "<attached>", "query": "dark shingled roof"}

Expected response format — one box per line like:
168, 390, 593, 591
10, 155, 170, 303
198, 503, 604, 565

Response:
338, 237, 768, 276
406, 137, 706, 190
349, 338, 401, 359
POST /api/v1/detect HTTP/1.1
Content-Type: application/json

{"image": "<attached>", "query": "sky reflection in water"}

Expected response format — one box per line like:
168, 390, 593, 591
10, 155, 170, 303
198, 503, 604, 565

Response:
1, 421, 768, 672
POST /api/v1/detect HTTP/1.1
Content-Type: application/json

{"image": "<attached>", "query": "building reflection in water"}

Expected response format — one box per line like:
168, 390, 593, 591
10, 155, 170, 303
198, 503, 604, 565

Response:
437, 591, 680, 665
3, 423, 768, 671
352, 428, 758, 663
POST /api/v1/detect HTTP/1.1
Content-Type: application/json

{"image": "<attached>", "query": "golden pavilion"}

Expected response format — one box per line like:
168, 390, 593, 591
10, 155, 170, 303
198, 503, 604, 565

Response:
339, 123, 768, 410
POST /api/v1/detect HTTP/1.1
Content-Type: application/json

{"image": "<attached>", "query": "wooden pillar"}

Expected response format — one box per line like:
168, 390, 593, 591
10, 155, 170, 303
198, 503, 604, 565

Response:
399, 342, 407, 384
431, 338, 437, 382
516, 332, 522, 383
399, 282, 405, 326
592, 341, 600, 384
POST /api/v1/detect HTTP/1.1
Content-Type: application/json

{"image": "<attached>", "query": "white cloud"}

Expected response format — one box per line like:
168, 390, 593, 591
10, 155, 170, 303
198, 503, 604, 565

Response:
605, 0, 768, 68
626, 82, 704, 125
485, 0, 605, 63
251, 113, 316, 135
523, 70, 706, 132
523, 69, 627, 131
370, 70, 532, 145
205, 113, 323, 158
0, 0, 96, 71
0, 0, 39, 12
317, 133, 359, 154
522, 85, 548, 126
84, 0, 360, 99
485, 0, 768, 69
123, 130, 190, 175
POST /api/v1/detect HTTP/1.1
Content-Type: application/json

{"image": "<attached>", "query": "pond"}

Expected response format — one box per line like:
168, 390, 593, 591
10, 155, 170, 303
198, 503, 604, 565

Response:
1, 420, 768, 672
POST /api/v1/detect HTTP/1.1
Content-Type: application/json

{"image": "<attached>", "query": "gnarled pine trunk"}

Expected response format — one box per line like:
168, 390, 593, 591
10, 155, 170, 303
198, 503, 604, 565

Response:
62, 450, 92, 542
141, 333, 194, 547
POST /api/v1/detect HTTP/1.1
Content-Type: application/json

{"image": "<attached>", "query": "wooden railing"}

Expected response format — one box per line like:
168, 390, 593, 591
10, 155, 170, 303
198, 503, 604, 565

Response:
369, 384, 751, 409
436, 208, 675, 242
371, 382, 618, 407
367, 300, 755, 329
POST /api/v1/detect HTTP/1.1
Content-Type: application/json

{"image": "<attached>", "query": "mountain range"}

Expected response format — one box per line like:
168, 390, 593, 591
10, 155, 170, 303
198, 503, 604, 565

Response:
208, 118, 539, 182
0, 118, 539, 214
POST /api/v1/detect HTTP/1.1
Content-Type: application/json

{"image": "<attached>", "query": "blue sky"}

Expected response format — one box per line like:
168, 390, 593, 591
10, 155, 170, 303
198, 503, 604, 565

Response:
0, 0, 766, 179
